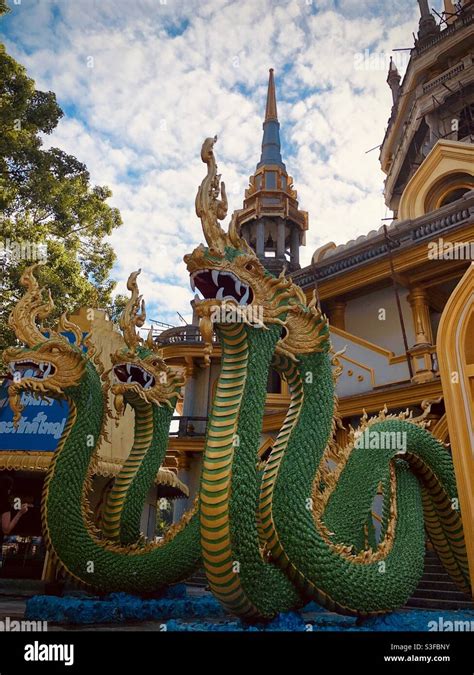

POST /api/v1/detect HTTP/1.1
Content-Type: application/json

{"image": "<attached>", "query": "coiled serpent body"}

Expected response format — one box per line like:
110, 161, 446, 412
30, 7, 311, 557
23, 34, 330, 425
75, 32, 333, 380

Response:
4, 267, 200, 594
3, 136, 470, 621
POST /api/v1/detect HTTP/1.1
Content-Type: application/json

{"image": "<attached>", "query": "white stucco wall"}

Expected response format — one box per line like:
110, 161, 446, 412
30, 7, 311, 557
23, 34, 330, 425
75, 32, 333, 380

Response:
345, 286, 416, 355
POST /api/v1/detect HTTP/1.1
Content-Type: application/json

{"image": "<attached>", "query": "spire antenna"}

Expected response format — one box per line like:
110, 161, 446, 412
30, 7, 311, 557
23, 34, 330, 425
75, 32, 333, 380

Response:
231, 68, 308, 274
265, 68, 278, 122
257, 68, 285, 170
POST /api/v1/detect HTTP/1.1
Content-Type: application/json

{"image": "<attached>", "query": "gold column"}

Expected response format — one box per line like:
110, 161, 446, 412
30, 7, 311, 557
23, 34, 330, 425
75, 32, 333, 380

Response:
335, 425, 349, 450
437, 264, 474, 598
184, 356, 197, 380
407, 286, 436, 383
327, 300, 347, 331
408, 286, 433, 345
177, 452, 192, 472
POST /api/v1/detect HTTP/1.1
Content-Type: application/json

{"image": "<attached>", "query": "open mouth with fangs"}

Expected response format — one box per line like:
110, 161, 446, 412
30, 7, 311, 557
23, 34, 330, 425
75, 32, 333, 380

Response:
8, 359, 56, 381
113, 363, 156, 390
190, 269, 253, 305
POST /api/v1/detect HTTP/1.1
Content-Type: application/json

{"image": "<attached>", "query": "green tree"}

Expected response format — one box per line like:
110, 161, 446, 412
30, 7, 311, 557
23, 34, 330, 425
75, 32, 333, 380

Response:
0, 0, 123, 351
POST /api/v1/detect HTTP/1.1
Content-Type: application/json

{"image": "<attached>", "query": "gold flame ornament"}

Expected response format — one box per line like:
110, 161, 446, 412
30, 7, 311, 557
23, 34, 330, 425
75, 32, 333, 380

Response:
119, 269, 146, 355
4, 266, 86, 426
110, 269, 184, 417
8, 264, 55, 347
195, 136, 253, 256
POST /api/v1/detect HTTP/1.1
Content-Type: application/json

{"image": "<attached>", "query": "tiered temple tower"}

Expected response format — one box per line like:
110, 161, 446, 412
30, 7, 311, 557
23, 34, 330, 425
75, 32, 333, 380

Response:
233, 69, 308, 274
380, 0, 474, 218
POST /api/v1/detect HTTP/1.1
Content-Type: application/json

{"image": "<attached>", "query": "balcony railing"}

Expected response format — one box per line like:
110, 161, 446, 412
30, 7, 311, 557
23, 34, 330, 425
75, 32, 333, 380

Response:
422, 61, 465, 94
415, 6, 473, 54
290, 191, 474, 288
169, 416, 208, 437
155, 326, 219, 347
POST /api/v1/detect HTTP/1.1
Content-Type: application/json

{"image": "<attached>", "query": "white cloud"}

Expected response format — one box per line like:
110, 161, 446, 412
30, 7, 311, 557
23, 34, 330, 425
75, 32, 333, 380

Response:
0, 0, 432, 323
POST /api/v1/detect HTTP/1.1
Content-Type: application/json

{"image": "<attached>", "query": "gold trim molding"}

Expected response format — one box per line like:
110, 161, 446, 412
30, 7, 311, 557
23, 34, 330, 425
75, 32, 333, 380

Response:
262, 379, 443, 432
306, 223, 474, 302
0, 452, 188, 497
437, 263, 474, 597
398, 140, 474, 221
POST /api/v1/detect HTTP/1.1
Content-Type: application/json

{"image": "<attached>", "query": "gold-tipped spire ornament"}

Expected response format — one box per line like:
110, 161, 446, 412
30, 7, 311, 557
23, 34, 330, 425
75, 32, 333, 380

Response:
194, 136, 253, 256
119, 269, 146, 355
4, 265, 85, 426
8, 264, 54, 347
110, 269, 183, 417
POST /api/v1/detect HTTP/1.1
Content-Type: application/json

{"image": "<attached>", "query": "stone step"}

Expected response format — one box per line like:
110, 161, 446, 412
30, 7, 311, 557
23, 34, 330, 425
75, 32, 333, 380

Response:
406, 596, 474, 611
185, 570, 208, 588
423, 564, 448, 573
411, 587, 471, 601
420, 572, 455, 583
406, 545, 474, 610
417, 574, 464, 595
0, 579, 46, 597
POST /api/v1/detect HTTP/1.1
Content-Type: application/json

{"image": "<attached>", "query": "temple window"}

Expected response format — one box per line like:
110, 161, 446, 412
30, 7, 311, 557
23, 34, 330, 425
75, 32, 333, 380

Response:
424, 172, 473, 212
265, 171, 277, 189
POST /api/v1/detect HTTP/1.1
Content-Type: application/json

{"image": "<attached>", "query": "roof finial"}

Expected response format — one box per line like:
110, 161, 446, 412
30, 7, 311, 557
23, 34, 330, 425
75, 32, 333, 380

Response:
417, 0, 439, 41
387, 56, 401, 104
257, 69, 285, 170
418, 0, 431, 18
265, 68, 278, 122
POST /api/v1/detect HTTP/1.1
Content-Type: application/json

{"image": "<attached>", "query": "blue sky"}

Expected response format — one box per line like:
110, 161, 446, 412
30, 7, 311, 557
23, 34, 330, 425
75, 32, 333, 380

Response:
0, 0, 445, 326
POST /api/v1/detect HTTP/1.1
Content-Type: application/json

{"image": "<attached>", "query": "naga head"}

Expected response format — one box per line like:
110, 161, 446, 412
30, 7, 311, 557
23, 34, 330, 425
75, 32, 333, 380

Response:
2, 265, 87, 425
110, 270, 185, 416
184, 137, 329, 362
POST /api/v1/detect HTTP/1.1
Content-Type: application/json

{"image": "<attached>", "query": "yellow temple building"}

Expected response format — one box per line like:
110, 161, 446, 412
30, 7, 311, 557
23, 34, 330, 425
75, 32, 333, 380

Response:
160, 0, 474, 607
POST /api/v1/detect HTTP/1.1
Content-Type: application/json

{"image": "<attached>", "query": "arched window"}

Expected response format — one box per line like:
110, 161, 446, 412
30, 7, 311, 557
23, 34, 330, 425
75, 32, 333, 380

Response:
439, 186, 471, 207
424, 172, 473, 213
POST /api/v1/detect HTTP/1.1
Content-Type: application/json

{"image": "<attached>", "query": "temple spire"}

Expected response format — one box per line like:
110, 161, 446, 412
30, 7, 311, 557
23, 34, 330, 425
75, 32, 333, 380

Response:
257, 68, 285, 170
232, 68, 308, 274
265, 68, 278, 122
387, 56, 401, 104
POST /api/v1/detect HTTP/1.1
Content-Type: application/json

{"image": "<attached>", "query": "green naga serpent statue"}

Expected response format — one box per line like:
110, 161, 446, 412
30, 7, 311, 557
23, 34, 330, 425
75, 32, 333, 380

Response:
3, 266, 200, 593
1, 136, 470, 622
101, 269, 189, 546
184, 136, 471, 620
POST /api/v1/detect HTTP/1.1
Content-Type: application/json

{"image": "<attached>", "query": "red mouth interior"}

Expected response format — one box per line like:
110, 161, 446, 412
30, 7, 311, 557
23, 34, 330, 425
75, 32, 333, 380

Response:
191, 270, 253, 304
113, 364, 155, 389
8, 360, 56, 381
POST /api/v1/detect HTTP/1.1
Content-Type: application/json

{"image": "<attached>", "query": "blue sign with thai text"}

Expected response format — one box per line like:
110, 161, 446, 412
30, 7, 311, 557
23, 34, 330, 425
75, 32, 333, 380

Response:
0, 330, 87, 452
0, 387, 69, 451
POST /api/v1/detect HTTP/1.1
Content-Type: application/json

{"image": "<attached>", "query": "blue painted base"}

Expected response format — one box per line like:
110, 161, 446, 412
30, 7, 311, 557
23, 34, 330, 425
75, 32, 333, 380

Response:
25, 587, 474, 631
